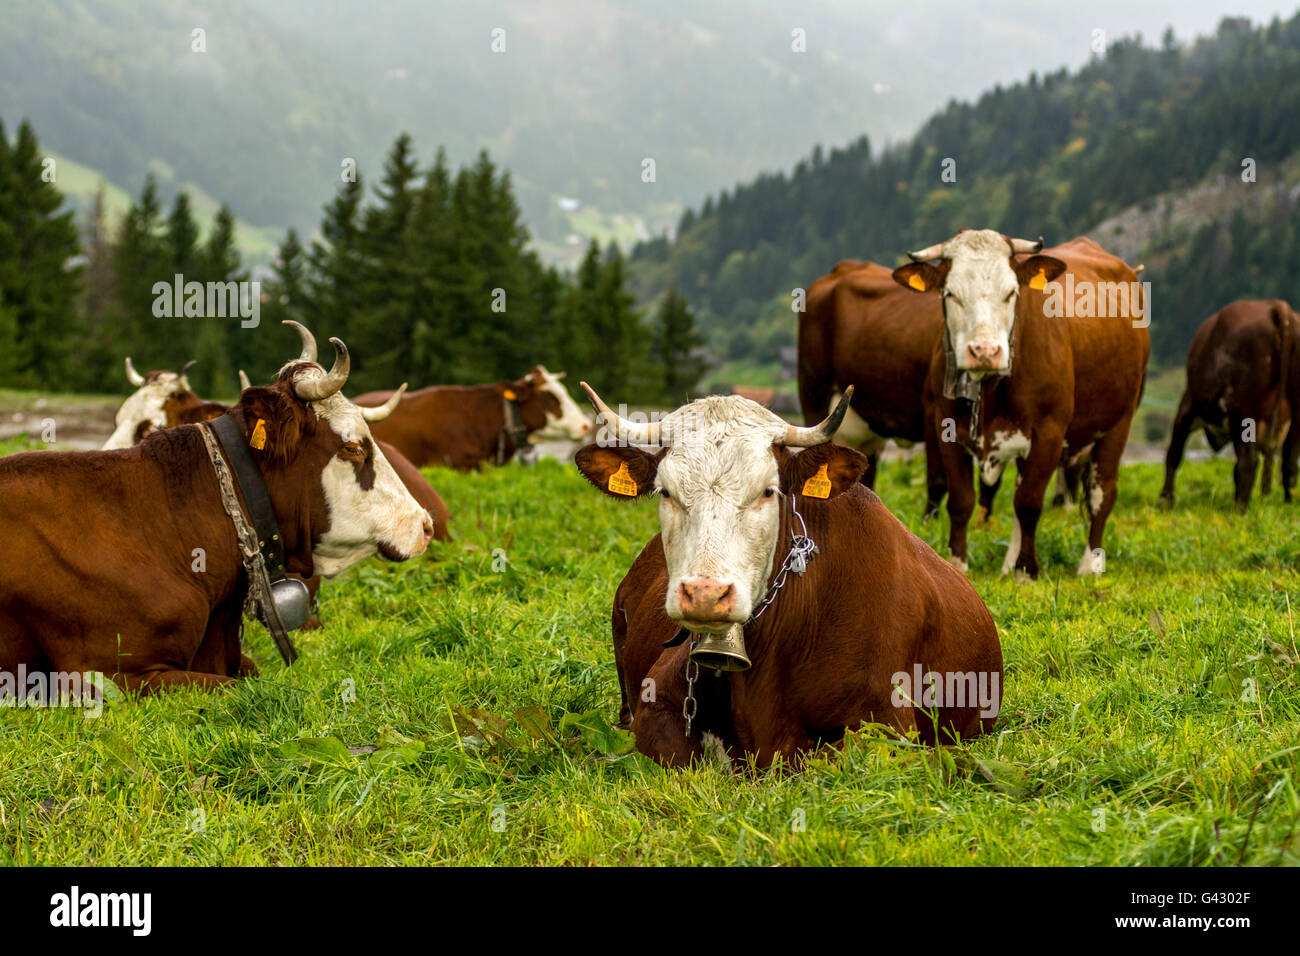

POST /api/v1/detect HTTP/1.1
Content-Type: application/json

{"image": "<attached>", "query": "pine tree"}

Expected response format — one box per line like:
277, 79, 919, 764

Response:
112, 174, 169, 372
649, 285, 707, 403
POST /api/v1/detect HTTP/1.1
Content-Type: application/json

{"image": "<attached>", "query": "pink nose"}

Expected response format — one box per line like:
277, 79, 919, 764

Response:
677, 579, 735, 621
965, 343, 1004, 369
579, 421, 593, 436
421, 514, 434, 543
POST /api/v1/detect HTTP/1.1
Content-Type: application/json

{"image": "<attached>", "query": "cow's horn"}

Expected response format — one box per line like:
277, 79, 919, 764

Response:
283, 320, 318, 363
293, 338, 350, 401
124, 357, 145, 387
783, 386, 854, 447
907, 242, 946, 262
360, 383, 406, 422
1009, 236, 1044, 254
238, 369, 251, 391
580, 381, 662, 446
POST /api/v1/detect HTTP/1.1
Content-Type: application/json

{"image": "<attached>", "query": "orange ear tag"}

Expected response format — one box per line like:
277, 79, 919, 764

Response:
801, 463, 832, 499
1029, 269, 1047, 291
249, 418, 267, 450
607, 461, 638, 496
503, 388, 518, 400
907, 273, 927, 291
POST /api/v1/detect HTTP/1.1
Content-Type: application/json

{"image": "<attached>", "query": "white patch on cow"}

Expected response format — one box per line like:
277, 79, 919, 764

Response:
948, 555, 969, 575
1087, 472, 1104, 516
653, 396, 791, 631
103, 372, 192, 449
999, 515, 1022, 577
1077, 545, 1105, 576
301, 380, 432, 577
699, 732, 730, 766
530, 366, 593, 440
980, 429, 1028, 484
936, 230, 1020, 374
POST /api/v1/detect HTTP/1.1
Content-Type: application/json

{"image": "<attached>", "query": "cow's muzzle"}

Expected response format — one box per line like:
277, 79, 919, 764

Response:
964, 342, 1005, 370
676, 578, 740, 627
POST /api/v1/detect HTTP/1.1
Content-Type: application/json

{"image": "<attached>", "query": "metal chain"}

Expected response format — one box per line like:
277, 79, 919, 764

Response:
682, 635, 700, 735
681, 498, 818, 737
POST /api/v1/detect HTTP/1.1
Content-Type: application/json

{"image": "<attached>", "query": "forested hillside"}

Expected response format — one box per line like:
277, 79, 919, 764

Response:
631, 14, 1300, 375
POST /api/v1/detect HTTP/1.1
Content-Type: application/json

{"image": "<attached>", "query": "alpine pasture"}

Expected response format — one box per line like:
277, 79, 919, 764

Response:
2, 428, 1297, 866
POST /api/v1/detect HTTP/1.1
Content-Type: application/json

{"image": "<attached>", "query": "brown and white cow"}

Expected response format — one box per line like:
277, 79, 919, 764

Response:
354, 365, 591, 470
1160, 299, 1299, 510
893, 231, 1150, 579
575, 385, 1002, 769
0, 332, 434, 693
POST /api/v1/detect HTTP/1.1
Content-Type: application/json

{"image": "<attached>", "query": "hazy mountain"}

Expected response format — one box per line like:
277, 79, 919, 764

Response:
2, 0, 1295, 264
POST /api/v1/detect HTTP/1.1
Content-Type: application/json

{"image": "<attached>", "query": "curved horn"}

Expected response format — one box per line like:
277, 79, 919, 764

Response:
360, 383, 406, 422
1009, 236, 1044, 255
238, 369, 252, 391
283, 320, 318, 363
124, 357, 145, 387
783, 386, 854, 447
292, 337, 350, 402
907, 242, 946, 262
580, 381, 661, 446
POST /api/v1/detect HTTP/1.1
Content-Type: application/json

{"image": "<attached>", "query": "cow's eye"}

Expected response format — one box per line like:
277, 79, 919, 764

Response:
659, 488, 671, 500
1004, 290, 1016, 302
763, 487, 777, 498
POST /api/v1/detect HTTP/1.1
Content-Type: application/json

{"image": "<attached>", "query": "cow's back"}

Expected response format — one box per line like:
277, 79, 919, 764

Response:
357, 386, 501, 469
1186, 299, 1296, 412
801, 261, 943, 440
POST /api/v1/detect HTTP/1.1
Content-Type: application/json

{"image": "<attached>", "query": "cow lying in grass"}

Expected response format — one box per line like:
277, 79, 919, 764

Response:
0, 331, 434, 692
575, 385, 1002, 769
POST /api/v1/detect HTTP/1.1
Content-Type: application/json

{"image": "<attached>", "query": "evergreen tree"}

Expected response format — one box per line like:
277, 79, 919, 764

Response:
649, 285, 707, 403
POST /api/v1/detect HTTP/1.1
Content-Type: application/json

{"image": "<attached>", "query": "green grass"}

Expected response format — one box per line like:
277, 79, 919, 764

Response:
2, 438, 1298, 865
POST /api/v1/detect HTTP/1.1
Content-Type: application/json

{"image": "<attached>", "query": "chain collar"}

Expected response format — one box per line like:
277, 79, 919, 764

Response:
680, 495, 818, 736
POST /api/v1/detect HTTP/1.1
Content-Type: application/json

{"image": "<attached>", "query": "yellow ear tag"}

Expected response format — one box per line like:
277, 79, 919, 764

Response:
249, 418, 267, 450
907, 273, 927, 291
1029, 269, 1047, 291
503, 388, 517, 400
607, 461, 638, 497
801, 463, 832, 499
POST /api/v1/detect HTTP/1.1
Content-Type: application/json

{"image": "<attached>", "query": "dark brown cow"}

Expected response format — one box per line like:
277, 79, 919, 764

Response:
1160, 299, 1299, 510
799, 259, 949, 514
894, 231, 1150, 579
0, 333, 434, 693
575, 386, 1002, 769
354, 368, 573, 470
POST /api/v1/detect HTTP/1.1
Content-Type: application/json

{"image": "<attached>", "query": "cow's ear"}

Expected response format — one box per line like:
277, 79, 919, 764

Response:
575, 444, 661, 499
780, 443, 869, 501
1013, 254, 1066, 291
892, 260, 949, 293
237, 386, 306, 462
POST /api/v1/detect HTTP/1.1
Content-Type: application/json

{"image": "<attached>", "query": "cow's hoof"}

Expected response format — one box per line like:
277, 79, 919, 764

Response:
1156, 493, 1174, 510
238, 654, 259, 678
948, 556, 969, 575
1013, 569, 1035, 584
300, 615, 324, 632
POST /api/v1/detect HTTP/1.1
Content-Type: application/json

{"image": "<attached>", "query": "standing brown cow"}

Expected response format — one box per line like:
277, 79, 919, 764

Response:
1160, 299, 1299, 510
354, 370, 567, 469
575, 386, 1002, 769
893, 231, 1150, 579
0, 333, 434, 692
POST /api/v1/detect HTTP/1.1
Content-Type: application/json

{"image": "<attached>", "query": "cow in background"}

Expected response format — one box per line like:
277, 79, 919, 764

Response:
1160, 299, 1299, 510
575, 385, 1002, 769
894, 231, 1149, 579
355, 366, 590, 470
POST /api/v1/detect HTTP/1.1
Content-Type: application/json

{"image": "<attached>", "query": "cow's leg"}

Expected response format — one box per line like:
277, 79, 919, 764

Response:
1231, 414, 1259, 512
299, 575, 324, 631
118, 668, 237, 695
1078, 418, 1132, 575
1284, 412, 1300, 503
1261, 445, 1276, 497
942, 432, 976, 574
1159, 391, 1196, 508
611, 605, 633, 729
1010, 438, 1062, 580
922, 412, 947, 521
977, 464, 1002, 526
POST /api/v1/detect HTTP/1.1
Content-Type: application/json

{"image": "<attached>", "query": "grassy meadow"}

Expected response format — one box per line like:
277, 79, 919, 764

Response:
1, 429, 1298, 866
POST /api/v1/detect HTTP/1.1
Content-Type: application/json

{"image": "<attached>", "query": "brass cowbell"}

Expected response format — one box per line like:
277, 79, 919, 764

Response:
689, 623, 751, 671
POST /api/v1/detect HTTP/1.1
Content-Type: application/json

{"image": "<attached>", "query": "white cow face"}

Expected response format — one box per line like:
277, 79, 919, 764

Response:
528, 366, 593, 441
576, 394, 866, 633
893, 229, 1065, 375
103, 365, 194, 449
239, 344, 433, 579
